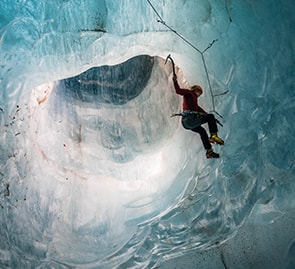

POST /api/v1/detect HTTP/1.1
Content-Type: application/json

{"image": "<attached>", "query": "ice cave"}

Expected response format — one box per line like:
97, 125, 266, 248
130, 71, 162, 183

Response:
0, 0, 294, 268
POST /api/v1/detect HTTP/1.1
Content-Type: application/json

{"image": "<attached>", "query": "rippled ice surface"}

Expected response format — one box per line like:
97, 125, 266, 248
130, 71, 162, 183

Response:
0, 0, 294, 268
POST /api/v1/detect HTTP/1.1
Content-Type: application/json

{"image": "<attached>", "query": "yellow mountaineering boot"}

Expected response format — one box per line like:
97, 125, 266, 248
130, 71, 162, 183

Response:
209, 133, 224, 145
206, 149, 220, 158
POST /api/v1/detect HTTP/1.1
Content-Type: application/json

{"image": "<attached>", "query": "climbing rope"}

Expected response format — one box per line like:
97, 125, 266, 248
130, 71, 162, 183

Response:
146, 0, 225, 118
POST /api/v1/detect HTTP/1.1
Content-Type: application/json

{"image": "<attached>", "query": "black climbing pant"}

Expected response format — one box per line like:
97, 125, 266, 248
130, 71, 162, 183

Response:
182, 113, 218, 150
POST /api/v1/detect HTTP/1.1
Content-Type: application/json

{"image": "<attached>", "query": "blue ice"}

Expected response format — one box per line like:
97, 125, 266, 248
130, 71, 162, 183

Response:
0, 0, 294, 268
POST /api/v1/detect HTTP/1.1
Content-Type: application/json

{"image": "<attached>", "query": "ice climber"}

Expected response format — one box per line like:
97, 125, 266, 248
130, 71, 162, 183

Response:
172, 73, 224, 158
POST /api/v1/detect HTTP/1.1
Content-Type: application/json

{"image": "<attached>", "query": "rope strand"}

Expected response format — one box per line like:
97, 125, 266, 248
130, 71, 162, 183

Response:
146, 0, 224, 118
157, 20, 203, 54
146, 0, 164, 22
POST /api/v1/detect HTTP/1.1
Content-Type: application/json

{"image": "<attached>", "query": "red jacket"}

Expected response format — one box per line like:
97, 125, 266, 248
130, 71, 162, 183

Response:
173, 80, 207, 113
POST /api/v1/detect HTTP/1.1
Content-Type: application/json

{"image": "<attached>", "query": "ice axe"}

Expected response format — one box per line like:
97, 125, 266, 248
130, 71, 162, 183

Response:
165, 54, 176, 77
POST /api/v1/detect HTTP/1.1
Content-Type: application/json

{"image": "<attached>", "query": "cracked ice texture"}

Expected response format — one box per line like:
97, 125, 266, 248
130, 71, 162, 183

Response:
0, 0, 294, 268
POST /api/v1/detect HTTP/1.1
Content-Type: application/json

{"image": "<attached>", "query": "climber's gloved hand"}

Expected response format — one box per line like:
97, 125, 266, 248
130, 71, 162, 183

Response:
173, 74, 177, 82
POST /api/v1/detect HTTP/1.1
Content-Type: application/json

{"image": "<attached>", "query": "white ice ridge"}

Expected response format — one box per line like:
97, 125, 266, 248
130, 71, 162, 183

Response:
0, 0, 294, 268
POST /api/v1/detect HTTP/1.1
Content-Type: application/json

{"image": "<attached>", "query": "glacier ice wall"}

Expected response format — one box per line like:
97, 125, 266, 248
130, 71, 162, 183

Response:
0, 0, 294, 268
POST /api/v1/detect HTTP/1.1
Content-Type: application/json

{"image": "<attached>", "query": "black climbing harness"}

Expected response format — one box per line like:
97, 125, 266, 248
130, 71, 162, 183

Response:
171, 110, 205, 118
171, 110, 223, 127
